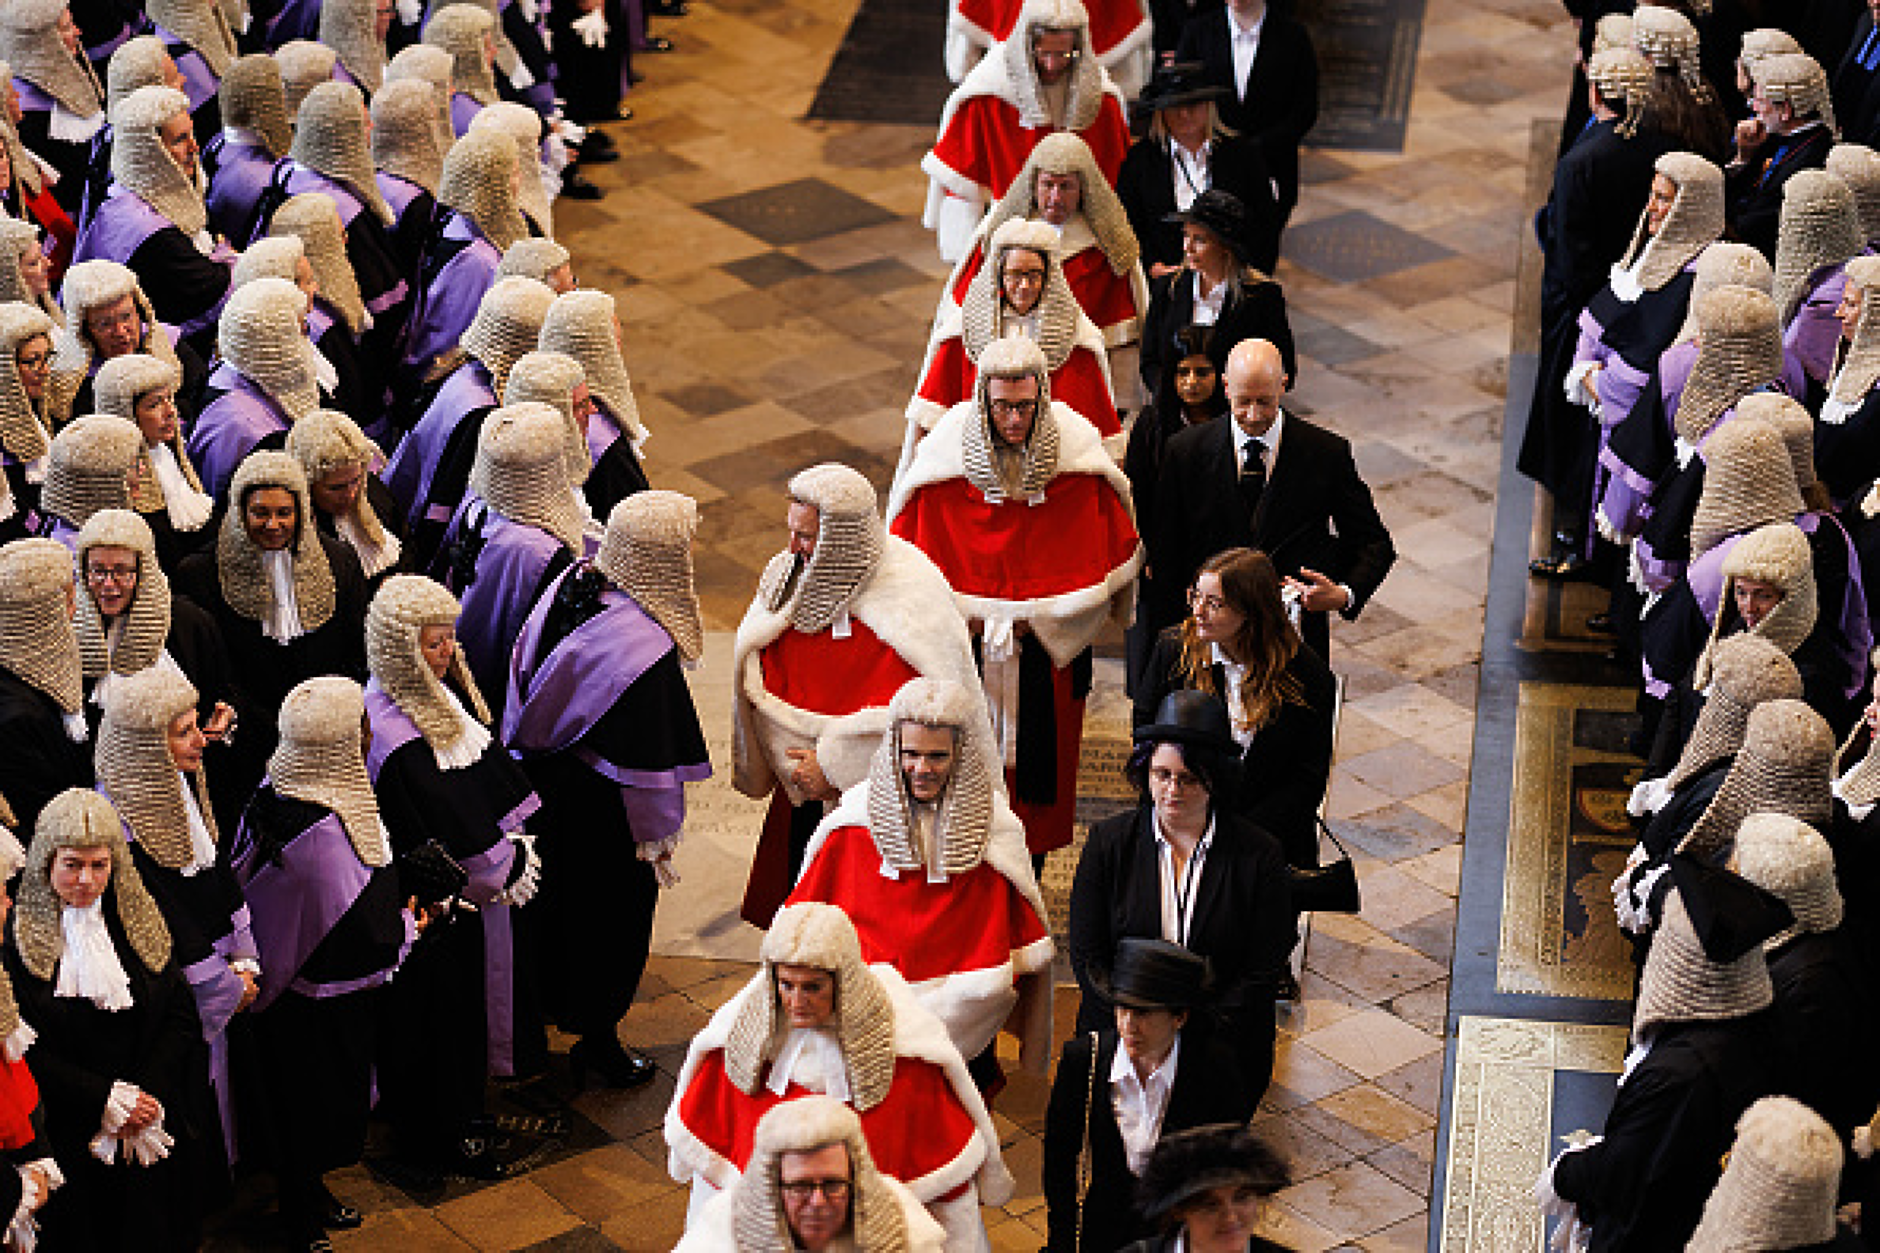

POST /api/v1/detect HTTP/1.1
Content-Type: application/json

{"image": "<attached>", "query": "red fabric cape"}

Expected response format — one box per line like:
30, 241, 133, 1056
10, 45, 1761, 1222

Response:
949, 241, 1139, 337
760, 620, 923, 716
915, 337, 1120, 437
786, 824, 1049, 982
889, 473, 1137, 604
955, 0, 1146, 54
676, 1050, 980, 1198
929, 94, 1130, 202
0, 1055, 38, 1152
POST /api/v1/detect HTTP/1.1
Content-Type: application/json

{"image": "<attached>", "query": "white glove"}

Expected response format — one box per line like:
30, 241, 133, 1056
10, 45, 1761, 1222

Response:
1625, 776, 1669, 818
572, 10, 609, 47
396, 0, 422, 23
1614, 860, 1670, 935
497, 834, 542, 907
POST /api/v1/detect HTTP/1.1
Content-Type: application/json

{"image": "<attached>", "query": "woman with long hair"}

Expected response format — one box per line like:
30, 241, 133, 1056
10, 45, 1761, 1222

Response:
1138, 189, 1294, 397
1134, 547, 1335, 872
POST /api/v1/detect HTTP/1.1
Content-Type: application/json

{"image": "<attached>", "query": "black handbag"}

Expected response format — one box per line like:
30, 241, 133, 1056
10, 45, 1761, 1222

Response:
1287, 818, 1361, 913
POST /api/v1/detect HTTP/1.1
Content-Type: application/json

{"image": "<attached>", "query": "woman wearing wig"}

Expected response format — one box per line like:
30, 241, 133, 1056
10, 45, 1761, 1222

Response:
1133, 546, 1336, 872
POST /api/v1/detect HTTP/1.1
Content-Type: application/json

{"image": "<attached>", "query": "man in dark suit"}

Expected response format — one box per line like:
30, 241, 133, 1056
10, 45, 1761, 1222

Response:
1041, 939, 1252, 1253
1832, 0, 1880, 145
1726, 51, 1838, 258
1174, 0, 1317, 227
1148, 337, 1395, 661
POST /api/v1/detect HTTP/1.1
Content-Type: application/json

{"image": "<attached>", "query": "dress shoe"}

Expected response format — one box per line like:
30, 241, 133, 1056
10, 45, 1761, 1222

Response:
581, 129, 617, 154
316, 1186, 364, 1231
569, 1035, 657, 1090
560, 169, 604, 200
1585, 611, 1616, 635
640, 35, 674, 52
649, 0, 688, 14
579, 145, 620, 163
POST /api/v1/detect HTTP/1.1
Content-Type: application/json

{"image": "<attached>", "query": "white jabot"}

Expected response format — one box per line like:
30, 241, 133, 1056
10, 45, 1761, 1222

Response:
432, 681, 493, 771
147, 443, 213, 531
47, 104, 104, 145
334, 508, 401, 578
1110, 1034, 1181, 1174
767, 1026, 851, 1102
312, 346, 338, 395
259, 549, 304, 643
179, 773, 217, 876
1608, 254, 1646, 304
55, 902, 133, 1011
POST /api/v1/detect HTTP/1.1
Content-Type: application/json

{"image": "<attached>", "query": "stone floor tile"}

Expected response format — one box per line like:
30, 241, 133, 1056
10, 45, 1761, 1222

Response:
1263, 1035, 1366, 1111
1372, 1051, 1448, 1119
331, 1210, 480, 1250
1366, 1129, 1438, 1198
1299, 1009, 1443, 1080
1329, 803, 1459, 864
1277, 1160, 1426, 1241
1354, 861, 1457, 932
595, 1189, 692, 1252
1316, 1083, 1438, 1146
1405, 779, 1472, 831
1348, 680, 1475, 739
1400, 843, 1464, 896
1305, 921, 1448, 1004
1256, 1200, 1351, 1253
1358, 1211, 1438, 1252
433, 1179, 583, 1250
1251, 1106, 1362, 1179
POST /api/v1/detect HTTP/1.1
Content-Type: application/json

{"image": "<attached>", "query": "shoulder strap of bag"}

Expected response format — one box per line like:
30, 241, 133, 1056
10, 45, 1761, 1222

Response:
1074, 1030, 1101, 1253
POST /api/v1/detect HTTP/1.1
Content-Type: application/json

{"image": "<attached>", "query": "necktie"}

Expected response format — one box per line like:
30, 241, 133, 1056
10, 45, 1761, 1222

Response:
1236, 440, 1266, 517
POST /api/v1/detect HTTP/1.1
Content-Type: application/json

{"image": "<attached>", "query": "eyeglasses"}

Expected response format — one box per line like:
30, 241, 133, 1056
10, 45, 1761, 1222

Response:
1148, 766, 1204, 792
14, 349, 48, 370
779, 1178, 852, 1202
988, 399, 1038, 419
1187, 589, 1227, 614
85, 565, 138, 586
1003, 267, 1048, 286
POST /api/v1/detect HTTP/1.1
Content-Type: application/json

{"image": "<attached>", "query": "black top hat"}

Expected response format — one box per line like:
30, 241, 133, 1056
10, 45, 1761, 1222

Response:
1132, 60, 1230, 120
1093, 937, 1210, 1011
1163, 188, 1253, 261
1135, 1124, 1291, 1225
1133, 689, 1239, 758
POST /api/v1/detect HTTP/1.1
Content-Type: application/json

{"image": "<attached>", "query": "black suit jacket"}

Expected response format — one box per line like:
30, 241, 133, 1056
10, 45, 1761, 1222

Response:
1536, 118, 1667, 332
1175, 9, 1318, 212
1726, 121, 1835, 259
1042, 1028, 1253, 1253
1069, 806, 1294, 1053
1834, 11, 1880, 147
1149, 412, 1395, 658
1140, 267, 1295, 397
1117, 133, 1282, 275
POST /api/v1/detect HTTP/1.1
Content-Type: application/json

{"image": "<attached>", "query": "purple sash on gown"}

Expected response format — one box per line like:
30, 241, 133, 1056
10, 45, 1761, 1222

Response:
187, 363, 291, 498
504, 575, 711, 843
382, 358, 495, 524
401, 213, 500, 375
440, 498, 571, 700
450, 92, 483, 137
1786, 266, 1850, 391
205, 139, 277, 244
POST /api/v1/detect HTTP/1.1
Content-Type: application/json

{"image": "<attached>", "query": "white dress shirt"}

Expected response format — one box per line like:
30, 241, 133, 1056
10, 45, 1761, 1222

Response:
1210, 643, 1255, 748
1172, 138, 1212, 213
1154, 815, 1215, 945
1229, 7, 1266, 99
1191, 270, 1228, 326
1110, 1035, 1181, 1174
1230, 407, 1282, 477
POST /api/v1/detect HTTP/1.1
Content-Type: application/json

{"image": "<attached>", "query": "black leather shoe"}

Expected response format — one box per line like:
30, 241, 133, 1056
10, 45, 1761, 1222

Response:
317, 1187, 364, 1230
640, 35, 675, 52
578, 145, 620, 163
1585, 611, 1616, 635
560, 169, 604, 200
581, 129, 617, 154
569, 1036, 657, 1090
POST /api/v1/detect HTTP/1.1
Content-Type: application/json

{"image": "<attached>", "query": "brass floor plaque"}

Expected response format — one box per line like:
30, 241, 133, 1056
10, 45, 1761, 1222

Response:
1438, 1016, 1629, 1253
1498, 684, 1639, 1000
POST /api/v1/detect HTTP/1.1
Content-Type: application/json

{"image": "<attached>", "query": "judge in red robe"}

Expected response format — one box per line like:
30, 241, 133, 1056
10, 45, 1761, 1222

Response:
664, 902, 1012, 1250
938, 132, 1149, 411
945, 0, 1151, 96
909, 217, 1123, 461
787, 678, 1054, 1080
730, 463, 995, 927
888, 336, 1141, 858
922, 0, 1131, 262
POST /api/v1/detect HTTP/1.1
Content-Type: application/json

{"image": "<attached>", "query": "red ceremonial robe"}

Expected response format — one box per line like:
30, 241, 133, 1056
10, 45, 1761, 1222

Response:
910, 331, 1119, 443
787, 786, 1054, 1066
730, 538, 994, 924
954, 0, 1149, 60
949, 235, 1146, 350
887, 401, 1141, 853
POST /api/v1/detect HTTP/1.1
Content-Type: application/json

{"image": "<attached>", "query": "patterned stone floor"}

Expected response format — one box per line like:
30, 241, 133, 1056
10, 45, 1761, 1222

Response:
293, 0, 1584, 1247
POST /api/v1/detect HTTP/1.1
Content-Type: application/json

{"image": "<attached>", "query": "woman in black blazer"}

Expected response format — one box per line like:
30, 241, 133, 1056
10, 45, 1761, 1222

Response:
1134, 546, 1336, 870
1117, 61, 1283, 276
1068, 688, 1295, 1103
1139, 189, 1295, 397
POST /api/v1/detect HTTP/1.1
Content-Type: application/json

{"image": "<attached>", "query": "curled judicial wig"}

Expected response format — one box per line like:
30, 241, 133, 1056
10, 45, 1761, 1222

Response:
966, 334, 1060, 501
0, 0, 104, 119
1687, 1097, 1843, 1252
496, 238, 571, 287
147, 0, 237, 79
961, 218, 1079, 367
1679, 697, 1835, 859
229, 235, 304, 290
1632, 888, 1772, 1037
275, 41, 338, 121
1672, 242, 1774, 347
111, 86, 207, 239
438, 127, 528, 255
290, 81, 393, 226
761, 462, 886, 635
467, 102, 552, 236
1004, 0, 1105, 130
984, 132, 1137, 274
14, 788, 171, 982
74, 509, 170, 681
462, 276, 557, 398
1756, 52, 1837, 137
502, 350, 588, 486
218, 277, 318, 420
539, 289, 646, 445
96, 667, 216, 871
0, 302, 54, 464
220, 54, 293, 160
423, 4, 500, 106
733, 1097, 911, 1253
216, 451, 337, 632
41, 414, 144, 530
468, 401, 585, 553
1664, 634, 1802, 792
1675, 285, 1784, 447
1732, 813, 1844, 944
271, 193, 369, 335
1828, 144, 1880, 243
383, 44, 457, 157
1772, 169, 1861, 325
269, 676, 387, 866
285, 410, 399, 576
48, 261, 181, 428
1617, 151, 1725, 294
364, 574, 491, 753
0, 538, 84, 716
319, 0, 387, 93
371, 78, 447, 197
866, 678, 996, 877
597, 491, 704, 664
725, 902, 897, 1110
1687, 418, 1804, 559
105, 36, 175, 114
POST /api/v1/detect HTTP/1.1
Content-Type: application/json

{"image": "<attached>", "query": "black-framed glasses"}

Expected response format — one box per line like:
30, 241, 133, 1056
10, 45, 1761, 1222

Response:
988, 399, 1038, 419
779, 1178, 852, 1202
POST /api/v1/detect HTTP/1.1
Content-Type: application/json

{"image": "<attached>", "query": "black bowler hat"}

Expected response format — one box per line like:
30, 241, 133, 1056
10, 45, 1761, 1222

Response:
1131, 60, 1230, 120
1094, 937, 1211, 1011
1133, 689, 1238, 758
1163, 188, 1253, 261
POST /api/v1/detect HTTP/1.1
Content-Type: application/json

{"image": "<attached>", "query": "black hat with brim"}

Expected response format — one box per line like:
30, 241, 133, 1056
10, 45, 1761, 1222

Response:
1133, 688, 1239, 759
1132, 60, 1231, 121
1162, 188, 1254, 261
1090, 937, 1211, 1011
1667, 854, 1795, 961
1136, 1125, 1291, 1224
